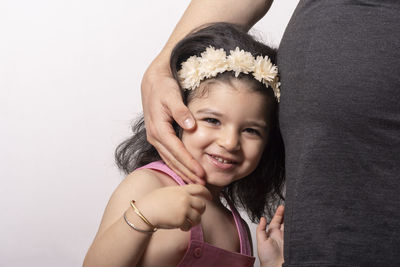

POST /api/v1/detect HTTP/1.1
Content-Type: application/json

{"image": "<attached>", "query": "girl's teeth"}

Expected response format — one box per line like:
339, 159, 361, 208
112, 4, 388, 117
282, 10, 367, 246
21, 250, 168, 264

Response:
213, 156, 231, 164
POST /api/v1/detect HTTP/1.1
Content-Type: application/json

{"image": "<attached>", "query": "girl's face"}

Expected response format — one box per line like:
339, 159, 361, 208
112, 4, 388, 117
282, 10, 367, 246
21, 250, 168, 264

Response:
181, 78, 271, 190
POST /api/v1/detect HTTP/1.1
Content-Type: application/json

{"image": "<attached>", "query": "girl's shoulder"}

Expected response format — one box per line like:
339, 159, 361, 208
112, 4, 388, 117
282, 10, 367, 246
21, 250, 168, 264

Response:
129, 166, 178, 185
121, 166, 178, 197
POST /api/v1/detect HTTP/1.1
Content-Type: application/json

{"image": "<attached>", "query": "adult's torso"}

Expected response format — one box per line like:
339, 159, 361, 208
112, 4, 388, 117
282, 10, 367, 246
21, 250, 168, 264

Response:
278, 0, 400, 266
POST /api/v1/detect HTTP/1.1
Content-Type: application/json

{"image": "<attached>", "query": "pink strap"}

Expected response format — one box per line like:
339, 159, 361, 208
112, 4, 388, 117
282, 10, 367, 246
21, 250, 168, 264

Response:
137, 161, 186, 185
224, 194, 252, 256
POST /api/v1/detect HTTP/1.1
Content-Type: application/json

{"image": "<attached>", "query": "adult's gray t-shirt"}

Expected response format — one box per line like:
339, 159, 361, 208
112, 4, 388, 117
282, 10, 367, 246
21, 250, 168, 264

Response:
278, 0, 400, 265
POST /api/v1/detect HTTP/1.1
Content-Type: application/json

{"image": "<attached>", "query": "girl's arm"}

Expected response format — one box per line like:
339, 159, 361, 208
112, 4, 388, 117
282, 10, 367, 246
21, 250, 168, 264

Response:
83, 170, 211, 267
257, 206, 284, 267
141, 0, 274, 184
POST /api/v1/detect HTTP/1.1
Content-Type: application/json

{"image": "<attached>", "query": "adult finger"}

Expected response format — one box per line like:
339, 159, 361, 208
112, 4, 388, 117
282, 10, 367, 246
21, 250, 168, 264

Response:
160, 101, 206, 180
168, 98, 196, 130
145, 114, 202, 184
144, 100, 205, 182
141, 72, 205, 182
154, 138, 205, 185
157, 81, 203, 176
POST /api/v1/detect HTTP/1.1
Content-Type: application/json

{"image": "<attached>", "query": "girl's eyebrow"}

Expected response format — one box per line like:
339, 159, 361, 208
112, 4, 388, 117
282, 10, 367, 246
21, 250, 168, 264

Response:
196, 108, 223, 117
246, 120, 268, 129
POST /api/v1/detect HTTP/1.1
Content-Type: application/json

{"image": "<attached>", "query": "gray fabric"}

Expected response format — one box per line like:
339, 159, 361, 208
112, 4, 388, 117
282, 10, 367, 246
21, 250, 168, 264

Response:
277, 0, 400, 266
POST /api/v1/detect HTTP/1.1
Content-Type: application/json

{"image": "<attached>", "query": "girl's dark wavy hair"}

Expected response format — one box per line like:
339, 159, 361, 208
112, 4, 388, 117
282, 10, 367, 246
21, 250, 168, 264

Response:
115, 22, 285, 222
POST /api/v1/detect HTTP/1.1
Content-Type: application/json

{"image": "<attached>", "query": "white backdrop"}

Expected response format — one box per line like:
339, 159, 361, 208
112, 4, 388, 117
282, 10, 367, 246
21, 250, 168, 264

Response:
0, 1, 299, 266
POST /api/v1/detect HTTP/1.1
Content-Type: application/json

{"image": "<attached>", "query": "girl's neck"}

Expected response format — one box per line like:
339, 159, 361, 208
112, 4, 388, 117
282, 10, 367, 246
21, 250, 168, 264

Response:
206, 183, 225, 205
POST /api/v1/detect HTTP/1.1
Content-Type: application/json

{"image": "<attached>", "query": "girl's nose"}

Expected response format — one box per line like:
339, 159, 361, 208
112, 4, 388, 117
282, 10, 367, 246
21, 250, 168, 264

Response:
217, 127, 241, 151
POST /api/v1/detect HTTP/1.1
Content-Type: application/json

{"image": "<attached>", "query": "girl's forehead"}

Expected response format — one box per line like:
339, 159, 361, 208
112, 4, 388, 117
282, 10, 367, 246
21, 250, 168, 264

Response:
188, 79, 271, 120
192, 78, 263, 98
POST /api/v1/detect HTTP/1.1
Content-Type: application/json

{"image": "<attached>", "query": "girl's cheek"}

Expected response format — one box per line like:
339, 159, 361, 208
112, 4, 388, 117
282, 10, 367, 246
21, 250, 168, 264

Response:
246, 140, 266, 158
195, 126, 212, 137
182, 125, 212, 145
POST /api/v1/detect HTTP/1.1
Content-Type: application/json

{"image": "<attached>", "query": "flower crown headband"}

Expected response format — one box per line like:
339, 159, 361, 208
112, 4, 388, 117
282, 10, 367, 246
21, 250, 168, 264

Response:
177, 46, 281, 102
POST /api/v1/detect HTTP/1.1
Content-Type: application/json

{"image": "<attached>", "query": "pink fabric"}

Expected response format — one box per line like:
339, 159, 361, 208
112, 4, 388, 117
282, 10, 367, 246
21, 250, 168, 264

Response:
138, 161, 255, 267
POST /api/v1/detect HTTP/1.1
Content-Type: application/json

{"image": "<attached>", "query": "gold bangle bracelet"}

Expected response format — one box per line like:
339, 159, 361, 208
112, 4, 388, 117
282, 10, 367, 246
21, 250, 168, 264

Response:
130, 200, 157, 232
123, 211, 156, 234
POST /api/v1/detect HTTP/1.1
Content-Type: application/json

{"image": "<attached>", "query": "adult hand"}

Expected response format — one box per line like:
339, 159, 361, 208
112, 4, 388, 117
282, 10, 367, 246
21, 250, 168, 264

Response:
257, 205, 285, 267
136, 184, 212, 231
141, 64, 206, 185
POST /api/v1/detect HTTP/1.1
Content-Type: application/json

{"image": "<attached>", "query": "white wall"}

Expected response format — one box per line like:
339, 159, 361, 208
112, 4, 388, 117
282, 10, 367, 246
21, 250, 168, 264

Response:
0, 1, 298, 266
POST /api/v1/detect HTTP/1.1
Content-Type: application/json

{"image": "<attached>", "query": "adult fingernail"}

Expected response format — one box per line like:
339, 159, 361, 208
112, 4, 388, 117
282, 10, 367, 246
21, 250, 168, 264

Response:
183, 118, 194, 128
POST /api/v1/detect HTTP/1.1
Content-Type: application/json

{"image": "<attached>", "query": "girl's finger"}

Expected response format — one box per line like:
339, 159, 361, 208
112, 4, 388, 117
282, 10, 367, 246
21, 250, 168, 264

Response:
268, 205, 284, 230
179, 209, 201, 232
179, 218, 193, 232
189, 197, 206, 214
185, 208, 202, 226
185, 184, 212, 201
256, 216, 268, 242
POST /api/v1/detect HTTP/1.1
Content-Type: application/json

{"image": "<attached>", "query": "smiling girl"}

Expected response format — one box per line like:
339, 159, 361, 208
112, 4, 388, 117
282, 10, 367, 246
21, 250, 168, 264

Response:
84, 23, 285, 267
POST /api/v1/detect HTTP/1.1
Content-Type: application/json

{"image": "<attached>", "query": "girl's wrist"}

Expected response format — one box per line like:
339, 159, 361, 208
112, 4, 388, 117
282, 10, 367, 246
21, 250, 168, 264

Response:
124, 206, 155, 232
133, 199, 160, 228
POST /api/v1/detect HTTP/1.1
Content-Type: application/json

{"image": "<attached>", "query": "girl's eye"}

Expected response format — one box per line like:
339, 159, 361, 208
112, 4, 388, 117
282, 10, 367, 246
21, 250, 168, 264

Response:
243, 128, 260, 136
204, 118, 220, 125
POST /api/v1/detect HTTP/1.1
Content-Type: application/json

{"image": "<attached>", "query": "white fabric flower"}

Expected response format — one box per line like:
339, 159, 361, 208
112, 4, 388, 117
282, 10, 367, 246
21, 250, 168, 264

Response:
178, 56, 203, 90
253, 55, 278, 83
199, 46, 228, 78
270, 76, 281, 102
227, 47, 255, 77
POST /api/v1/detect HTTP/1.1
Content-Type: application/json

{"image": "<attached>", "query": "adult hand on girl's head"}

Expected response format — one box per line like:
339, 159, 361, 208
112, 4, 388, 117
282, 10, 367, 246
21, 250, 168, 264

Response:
141, 63, 206, 185
135, 184, 212, 231
257, 205, 284, 267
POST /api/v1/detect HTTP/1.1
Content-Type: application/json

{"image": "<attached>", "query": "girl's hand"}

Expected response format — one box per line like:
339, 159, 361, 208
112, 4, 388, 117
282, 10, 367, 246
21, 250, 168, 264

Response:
135, 184, 212, 231
257, 205, 285, 267
141, 67, 205, 185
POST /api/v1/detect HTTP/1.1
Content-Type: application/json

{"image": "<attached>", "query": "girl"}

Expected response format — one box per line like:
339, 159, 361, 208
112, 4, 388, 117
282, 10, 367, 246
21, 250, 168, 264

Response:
84, 23, 285, 267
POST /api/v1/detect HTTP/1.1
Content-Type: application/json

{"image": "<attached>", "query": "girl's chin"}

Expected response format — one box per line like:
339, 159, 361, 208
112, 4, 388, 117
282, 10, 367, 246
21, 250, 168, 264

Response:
203, 172, 236, 188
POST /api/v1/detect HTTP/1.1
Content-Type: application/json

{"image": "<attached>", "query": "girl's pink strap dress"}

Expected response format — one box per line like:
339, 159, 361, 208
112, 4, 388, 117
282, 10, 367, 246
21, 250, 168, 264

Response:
138, 161, 255, 267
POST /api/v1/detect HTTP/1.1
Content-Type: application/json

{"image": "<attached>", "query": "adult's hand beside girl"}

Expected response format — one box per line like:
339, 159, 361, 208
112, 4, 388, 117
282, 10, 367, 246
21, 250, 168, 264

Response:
141, 63, 205, 184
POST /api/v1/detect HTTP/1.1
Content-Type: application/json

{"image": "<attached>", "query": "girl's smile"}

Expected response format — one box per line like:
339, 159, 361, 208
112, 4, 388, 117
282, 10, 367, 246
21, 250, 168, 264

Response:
206, 153, 237, 170
181, 78, 271, 191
